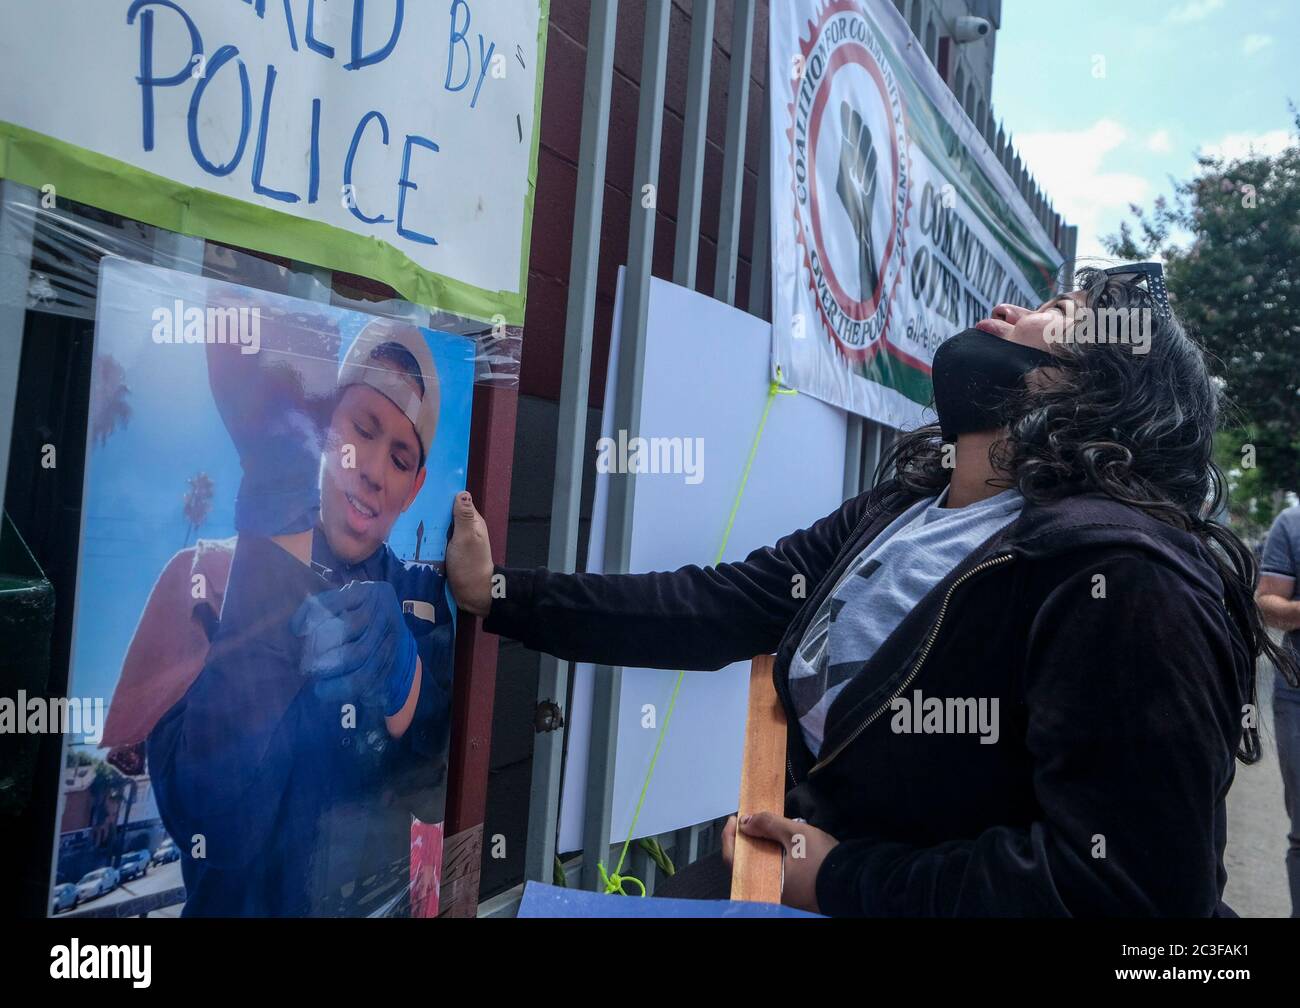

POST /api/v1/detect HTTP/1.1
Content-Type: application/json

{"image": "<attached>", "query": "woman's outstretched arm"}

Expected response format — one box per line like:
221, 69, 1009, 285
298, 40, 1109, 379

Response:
445, 487, 892, 672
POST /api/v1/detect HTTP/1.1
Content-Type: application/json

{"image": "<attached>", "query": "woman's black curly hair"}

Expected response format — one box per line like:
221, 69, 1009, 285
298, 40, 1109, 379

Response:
879, 266, 1296, 764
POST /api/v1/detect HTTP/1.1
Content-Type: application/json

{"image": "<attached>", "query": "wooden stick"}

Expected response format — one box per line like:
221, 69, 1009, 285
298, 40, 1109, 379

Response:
730, 654, 787, 904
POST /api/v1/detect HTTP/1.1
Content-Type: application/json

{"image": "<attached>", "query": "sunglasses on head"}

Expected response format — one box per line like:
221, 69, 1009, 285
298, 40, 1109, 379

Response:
1099, 262, 1172, 321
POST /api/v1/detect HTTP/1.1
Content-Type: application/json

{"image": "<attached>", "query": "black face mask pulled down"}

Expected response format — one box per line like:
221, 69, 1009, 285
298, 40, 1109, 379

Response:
930, 328, 1056, 442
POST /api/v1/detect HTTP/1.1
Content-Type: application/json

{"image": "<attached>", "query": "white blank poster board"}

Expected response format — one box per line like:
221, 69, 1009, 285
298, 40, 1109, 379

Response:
557, 273, 849, 851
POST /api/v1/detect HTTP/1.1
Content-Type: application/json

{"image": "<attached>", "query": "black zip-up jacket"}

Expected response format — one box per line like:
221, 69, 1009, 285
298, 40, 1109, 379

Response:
484, 480, 1254, 916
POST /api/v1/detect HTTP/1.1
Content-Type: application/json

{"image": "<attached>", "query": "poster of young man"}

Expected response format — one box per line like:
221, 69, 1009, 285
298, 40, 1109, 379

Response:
47, 256, 475, 918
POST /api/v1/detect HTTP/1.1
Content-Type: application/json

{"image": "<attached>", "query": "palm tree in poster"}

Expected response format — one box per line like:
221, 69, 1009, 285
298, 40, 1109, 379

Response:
90, 354, 131, 448
182, 472, 214, 546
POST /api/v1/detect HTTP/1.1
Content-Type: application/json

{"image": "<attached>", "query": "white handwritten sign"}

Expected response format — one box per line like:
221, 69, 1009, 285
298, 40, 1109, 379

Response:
0, 0, 548, 322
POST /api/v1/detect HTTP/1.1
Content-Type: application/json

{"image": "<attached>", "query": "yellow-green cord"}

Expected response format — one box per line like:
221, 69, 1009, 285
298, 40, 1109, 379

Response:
597, 369, 797, 895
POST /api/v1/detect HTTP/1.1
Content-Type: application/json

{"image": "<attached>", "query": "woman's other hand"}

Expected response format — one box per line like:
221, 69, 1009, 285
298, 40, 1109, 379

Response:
447, 492, 495, 617
722, 811, 839, 914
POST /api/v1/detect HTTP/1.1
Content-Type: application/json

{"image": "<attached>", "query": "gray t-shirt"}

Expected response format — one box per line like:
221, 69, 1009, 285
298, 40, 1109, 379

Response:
788, 486, 1024, 757
1262, 504, 1300, 657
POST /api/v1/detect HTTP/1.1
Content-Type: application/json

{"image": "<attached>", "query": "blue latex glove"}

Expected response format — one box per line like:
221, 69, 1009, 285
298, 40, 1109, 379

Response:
291, 580, 418, 718
206, 306, 340, 536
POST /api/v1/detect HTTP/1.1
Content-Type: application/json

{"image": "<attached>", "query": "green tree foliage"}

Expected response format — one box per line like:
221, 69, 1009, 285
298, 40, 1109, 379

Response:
1212, 425, 1284, 539
1104, 114, 1300, 526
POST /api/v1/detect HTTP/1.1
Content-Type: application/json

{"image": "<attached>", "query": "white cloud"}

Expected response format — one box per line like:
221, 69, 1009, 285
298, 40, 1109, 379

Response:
1241, 33, 1274, 55
1166, 0, 1224, 23
1146, 129, 1173, 154
1013, 119, 1151, 259
1200, 128, 1294, 161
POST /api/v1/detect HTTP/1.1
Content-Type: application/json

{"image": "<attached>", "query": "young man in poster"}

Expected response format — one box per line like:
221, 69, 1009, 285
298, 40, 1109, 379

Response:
148, 314, 455, 917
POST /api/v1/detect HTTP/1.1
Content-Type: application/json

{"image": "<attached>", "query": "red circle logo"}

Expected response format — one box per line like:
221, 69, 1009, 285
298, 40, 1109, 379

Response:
788, 3, 910, 362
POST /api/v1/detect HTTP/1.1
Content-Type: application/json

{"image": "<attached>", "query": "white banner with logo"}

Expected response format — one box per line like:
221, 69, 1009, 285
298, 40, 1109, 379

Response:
769, 0, 1063, 427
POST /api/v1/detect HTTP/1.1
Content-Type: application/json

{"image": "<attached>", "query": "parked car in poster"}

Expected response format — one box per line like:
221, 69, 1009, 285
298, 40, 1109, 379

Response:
75, 866, 119, 902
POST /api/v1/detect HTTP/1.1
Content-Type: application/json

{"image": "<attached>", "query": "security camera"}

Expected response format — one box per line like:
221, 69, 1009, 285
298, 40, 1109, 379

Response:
953, 16, 991, 43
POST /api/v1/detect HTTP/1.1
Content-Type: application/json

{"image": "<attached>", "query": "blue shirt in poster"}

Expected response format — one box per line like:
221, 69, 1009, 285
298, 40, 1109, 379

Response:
148, 528, 454, 917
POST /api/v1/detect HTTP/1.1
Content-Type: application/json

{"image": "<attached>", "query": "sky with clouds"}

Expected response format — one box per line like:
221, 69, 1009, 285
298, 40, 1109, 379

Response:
990, 0, 1299, 260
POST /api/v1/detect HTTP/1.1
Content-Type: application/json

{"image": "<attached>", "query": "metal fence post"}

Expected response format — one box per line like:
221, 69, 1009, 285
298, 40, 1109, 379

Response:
581, 0, 673, 893
844, 416, 864, 499
667, 0, 718, 876
748, 106, 772, 322
673, 0, 715, 291
524, 0, 620, 885
712, 0, 755, 306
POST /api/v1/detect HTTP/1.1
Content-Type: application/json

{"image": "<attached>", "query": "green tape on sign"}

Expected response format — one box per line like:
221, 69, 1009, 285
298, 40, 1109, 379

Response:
0, 119, 525, 326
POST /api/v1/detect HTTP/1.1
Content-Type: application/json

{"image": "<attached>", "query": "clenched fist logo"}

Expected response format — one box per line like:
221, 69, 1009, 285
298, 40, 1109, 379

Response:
835, 101, 880, 303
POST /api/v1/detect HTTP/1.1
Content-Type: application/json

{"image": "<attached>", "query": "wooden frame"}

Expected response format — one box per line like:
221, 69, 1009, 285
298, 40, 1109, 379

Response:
730, 655, 787, 905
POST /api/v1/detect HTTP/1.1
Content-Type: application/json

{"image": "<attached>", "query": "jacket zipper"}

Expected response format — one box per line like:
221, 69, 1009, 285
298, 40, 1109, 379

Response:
805, 552, 1014, 778
780, 497, 898, 789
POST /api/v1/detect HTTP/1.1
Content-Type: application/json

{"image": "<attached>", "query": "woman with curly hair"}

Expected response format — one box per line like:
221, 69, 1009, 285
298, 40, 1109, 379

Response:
447, 264, 1295, 916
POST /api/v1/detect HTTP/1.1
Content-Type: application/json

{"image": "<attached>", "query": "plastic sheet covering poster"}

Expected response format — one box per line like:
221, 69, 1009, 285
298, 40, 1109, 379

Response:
769, 0, 1063, 427
47, 256, 474, 917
